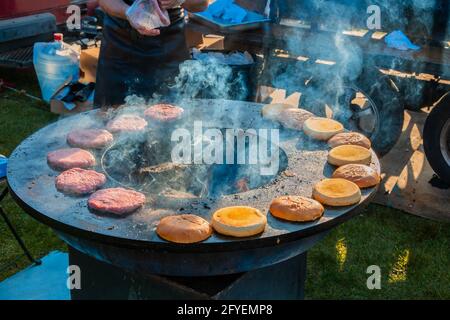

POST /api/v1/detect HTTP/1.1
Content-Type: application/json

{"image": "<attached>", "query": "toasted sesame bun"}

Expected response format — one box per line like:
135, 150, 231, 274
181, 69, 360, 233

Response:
157, 214, 212, 244
277, 108, 314, 130
261, 103, 296, 121
328, 132, 371, 149
332, 164, 380, 188
303, 117, 344, 140
328, 145, 372, 166
313, 178, 361, 206
212, 206, 267, 238
270, 196, 324, 222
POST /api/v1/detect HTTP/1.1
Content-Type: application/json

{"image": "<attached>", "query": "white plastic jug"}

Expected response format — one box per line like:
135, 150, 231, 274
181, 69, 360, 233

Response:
33, 34, 80, 102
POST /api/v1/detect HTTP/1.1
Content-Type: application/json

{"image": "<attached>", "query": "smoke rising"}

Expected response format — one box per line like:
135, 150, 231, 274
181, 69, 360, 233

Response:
259, 0, 448, 155
171, 59, 249, 101
51, 1, 448, 200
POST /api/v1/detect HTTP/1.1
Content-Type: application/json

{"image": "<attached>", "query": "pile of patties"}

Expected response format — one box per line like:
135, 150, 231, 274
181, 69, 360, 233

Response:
47, 104, 184, 217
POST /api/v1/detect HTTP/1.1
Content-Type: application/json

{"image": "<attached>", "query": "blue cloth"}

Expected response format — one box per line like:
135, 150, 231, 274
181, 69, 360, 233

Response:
385, 30, 421, 51
201, 0, 266, 24
221, 3, 247, 23
0, 251, 70, 300
208, 0, 230, 16
0, 155, 7, 179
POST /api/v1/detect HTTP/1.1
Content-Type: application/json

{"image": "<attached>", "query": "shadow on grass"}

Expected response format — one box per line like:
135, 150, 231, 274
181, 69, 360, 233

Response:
306, 204, 450, 299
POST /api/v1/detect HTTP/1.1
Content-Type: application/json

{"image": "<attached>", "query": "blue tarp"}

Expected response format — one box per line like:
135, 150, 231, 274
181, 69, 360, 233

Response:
385, 30, 421, 51
0, 251, 70, 300
199, 0, 267, 25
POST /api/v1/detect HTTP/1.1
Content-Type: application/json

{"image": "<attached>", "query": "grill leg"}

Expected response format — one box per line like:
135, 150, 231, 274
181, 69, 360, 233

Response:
214, 252, 307, 300
68, 245, 308, 300
68, 246, 132, 300
0, 186, 41, 265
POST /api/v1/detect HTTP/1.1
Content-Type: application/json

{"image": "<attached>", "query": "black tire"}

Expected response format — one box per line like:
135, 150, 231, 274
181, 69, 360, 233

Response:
301, 68, 404, 156
390, 76, 449, 112
353, 71, 404, 156
423, 92, 450, 183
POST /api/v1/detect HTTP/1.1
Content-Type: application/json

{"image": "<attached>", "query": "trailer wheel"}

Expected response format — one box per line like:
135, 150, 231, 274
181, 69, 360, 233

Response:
302, 69, 404, 156
423, 92, 450, 184
352, 71, 404, 156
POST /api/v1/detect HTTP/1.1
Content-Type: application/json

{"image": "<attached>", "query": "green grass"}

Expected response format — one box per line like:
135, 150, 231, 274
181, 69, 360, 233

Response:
0, 68, 65, 281
1, 67, 449, 299
306, 205, 450, 299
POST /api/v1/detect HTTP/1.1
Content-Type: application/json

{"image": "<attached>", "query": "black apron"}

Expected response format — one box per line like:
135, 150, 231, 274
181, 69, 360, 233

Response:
94, 5, 190, 107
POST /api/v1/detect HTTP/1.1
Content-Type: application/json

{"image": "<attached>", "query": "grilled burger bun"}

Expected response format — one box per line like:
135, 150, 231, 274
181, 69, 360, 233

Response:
278, 108, 314, 130
303, 117, 344, 140
270, 196, 324, 222
157, 214, 212, 244
332, 164, 380, 188
212, 206, 267, 237
313, 178, 361, 206
328, 132, 371, 149
261, 103, 295, 121
328, 145, 372, 166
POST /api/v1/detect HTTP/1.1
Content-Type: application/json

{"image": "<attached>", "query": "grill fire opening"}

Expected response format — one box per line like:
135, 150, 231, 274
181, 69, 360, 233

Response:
101, 127, 288, 199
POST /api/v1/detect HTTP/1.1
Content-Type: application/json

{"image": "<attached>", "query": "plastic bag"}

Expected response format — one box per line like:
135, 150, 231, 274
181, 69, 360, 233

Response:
126, 0, 170, 31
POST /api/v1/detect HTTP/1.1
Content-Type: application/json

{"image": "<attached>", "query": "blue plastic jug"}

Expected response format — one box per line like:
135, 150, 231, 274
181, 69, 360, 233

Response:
33, 34, 79, 102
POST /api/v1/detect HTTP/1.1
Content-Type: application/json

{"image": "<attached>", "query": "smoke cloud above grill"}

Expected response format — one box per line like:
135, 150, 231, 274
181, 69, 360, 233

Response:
50, 1, 448, 202
171, 59, 249, 101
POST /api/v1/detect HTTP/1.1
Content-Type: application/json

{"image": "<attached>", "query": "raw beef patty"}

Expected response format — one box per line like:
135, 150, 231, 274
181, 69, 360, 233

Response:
106, 115, 147, 133
88, 188, 146, 215
144, 104, 184, 122
55, 168, 106, 195
47, 148, 95, 170
67, 129, 113, 149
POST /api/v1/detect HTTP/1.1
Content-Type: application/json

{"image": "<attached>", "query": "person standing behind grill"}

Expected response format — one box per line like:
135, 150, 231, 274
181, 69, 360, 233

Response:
95, 0, 209, 107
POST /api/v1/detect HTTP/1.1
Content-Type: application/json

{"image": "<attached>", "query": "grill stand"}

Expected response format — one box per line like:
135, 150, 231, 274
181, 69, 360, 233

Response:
0, 182, 41, 266
69, 246, 307, 300
6, 103, 380, 299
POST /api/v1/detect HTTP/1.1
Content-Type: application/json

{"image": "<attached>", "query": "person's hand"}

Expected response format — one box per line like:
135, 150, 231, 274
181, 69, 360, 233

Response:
129, 19, 161, 36
125, 1, 162, 37
158, 0, 185, 10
